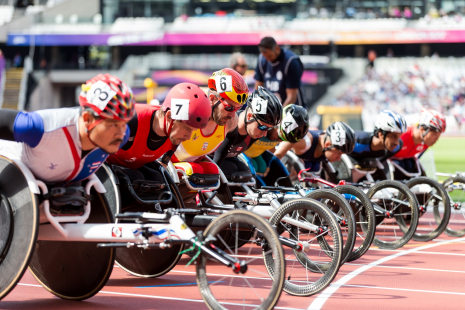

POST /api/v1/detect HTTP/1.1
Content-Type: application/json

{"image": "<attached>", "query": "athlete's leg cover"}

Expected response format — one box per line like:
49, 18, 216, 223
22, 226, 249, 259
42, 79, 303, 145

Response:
174, 161, 220, 186
220, 157, 253, 182
261, 151, 293, 187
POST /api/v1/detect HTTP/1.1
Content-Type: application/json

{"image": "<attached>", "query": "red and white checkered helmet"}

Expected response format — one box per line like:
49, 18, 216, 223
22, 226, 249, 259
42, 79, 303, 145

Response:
419, 108, 446, 133
79, 74, 135, 122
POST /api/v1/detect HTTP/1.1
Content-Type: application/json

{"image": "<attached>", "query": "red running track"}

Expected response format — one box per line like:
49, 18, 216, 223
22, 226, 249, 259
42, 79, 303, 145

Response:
3, 233, 465, 310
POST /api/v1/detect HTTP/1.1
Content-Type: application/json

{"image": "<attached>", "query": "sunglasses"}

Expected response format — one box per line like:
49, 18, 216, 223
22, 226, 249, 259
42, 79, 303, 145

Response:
236, 64, 248, 68
217, 97, 241, 112
250, 115, 274, 131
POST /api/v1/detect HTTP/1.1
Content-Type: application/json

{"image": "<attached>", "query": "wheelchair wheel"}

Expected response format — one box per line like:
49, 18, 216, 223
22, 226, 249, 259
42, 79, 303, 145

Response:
0, 157, 39, 300
266, 198, 342, 296
368, 180, 419, 249
280, 153, 303, 185
304, 189, 356, 267
29, 189, 114, 300
332, 185, 376, 261
442, 176, 465, 237
97, 165, 185, 278
403, 177, 450, 241
197, 210, 285, 310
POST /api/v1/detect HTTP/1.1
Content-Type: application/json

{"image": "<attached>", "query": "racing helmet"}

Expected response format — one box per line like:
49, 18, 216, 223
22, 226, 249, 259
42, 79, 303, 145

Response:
162, 83, 211, 129
208, 68, 249, 105
278, 104, 309, 143
326, 121, 356, 154
247, 86, 283, 127
79, 73, 135, 122
374, 110, 407, 134
419, 108, 446, 133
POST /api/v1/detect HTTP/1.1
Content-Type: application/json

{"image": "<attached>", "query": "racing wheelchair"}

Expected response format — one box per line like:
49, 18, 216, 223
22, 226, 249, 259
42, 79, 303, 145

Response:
0, 154, 286, 310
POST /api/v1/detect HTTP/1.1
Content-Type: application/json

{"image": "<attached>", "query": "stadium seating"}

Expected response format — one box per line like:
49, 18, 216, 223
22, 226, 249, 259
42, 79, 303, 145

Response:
0, 5, 13, 26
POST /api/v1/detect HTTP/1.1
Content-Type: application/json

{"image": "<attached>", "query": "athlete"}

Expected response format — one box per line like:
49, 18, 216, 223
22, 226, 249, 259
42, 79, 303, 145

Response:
274, 121, 356, 173
212, 86, 283, 181
242, 104, 307, 186
332, 110, 407, 181
171, 68, 249, 186
391, 108, 446, 173
0, 73, 135, 215
107, 82, 211, 183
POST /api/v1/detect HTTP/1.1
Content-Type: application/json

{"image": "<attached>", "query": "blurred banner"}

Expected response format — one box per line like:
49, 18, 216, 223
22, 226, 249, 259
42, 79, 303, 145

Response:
7, 29, 465, 46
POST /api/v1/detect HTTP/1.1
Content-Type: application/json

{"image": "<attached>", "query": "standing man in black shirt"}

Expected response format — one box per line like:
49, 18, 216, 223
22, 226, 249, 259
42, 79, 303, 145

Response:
254, 36, 306, 108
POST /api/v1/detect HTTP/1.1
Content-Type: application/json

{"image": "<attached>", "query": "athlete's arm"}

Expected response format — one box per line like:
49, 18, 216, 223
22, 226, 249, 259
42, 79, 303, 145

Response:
274, 141, 294, 159
212, 127, 238, 166
0, 110, 44, 147
254, 57, 264, 90
254, 81, 264, 90
283, 88, 298, 107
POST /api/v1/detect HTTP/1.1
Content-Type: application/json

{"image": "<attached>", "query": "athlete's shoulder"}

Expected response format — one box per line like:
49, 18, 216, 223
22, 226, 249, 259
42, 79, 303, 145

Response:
35, 107, 80, 132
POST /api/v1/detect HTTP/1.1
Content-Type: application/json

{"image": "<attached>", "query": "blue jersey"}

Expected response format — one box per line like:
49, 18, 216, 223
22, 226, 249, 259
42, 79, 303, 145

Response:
0, 107, 129, 184
296, 130, 325, 171
254, 47, 306, 107
351, 130, 402, 161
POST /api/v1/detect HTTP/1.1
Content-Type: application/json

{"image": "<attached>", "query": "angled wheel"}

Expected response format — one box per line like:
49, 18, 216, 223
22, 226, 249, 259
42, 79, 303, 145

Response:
97, 165, 185, 278
442, 176, 465, 237
0, 157, 39, 300
29, 188, 114, 300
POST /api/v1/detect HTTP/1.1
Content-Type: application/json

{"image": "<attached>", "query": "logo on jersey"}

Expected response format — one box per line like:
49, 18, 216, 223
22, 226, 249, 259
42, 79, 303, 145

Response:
111, 227, 122, 238
142, 154, 155, 157
216, 135, 222, 139
276, 71, 283, 81
91, 161, 101, 170
192, 133, 199, 141
202, 142, 209, 151
49, 163, 58, 170
236, 147, 243, 152
125, 157, 137, 163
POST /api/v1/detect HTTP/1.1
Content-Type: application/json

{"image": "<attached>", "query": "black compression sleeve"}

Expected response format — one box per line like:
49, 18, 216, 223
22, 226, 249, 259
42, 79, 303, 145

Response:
0, 109, 19, 141
213, 127, 238, 166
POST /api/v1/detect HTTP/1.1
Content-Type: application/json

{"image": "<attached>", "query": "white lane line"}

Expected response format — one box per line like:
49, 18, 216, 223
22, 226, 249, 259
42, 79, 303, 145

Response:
366, 248, 465, 256
16, 283, 304, 310
340, 284, 465, 296
345, 263, 465, 274
308, 236, 465, 310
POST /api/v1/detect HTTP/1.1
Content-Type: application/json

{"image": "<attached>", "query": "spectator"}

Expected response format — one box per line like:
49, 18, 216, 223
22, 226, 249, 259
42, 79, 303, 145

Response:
13, 53, 22, 68
254, 36, 306, 108
229, 52, 248, 76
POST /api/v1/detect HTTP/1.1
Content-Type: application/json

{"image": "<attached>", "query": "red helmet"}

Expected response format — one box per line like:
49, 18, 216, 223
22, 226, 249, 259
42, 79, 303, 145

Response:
419, 108, 446, 133
162, 83, 211, 129
207, 68, 249, 105
79, 74, 135, 122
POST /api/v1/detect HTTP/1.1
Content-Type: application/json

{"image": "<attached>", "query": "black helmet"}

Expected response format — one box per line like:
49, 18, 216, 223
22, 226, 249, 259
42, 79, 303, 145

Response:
278, 104, 309, 143
247, 86, 283, 126
326, 121, 356, 154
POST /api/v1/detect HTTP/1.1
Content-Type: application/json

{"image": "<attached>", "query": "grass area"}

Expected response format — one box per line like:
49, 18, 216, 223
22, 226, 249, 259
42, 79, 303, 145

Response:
427, 137, 465, 176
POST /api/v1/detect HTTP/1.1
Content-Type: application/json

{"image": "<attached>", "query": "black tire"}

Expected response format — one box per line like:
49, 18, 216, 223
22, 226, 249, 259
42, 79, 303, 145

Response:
442, 176, 465, 237
404, 177, 450, 241
332, 185, 376, 261
266, 198, 342, 296
0, 157, 39, 301
97, 165, 185, 278
280, 154, 303, 185
304, 189, 356, 266
368, 180, 419, 249
196, 210, 285, 310
29, 189, 114, 300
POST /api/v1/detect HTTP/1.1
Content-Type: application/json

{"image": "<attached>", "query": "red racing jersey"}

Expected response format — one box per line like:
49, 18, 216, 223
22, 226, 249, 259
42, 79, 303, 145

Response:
392, 126, 428, 159
107, 104, 173, 169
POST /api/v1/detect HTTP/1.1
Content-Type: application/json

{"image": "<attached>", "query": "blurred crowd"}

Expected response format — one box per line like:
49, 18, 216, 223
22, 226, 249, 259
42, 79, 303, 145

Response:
332, 63, 465, 129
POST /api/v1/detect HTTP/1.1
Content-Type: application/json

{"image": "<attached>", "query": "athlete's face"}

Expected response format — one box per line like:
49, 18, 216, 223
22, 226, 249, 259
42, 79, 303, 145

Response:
211, 96, 241, 126
422, 128, 441, 147
246, 112, 273, 139
90, 118, 127, 154
323, 141, 343, 162
170, 118, 196, 145
383, 132, 402, 151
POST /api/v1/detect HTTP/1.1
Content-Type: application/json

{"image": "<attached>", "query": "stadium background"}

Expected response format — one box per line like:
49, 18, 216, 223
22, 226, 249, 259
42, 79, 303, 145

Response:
0, 0, 463, 173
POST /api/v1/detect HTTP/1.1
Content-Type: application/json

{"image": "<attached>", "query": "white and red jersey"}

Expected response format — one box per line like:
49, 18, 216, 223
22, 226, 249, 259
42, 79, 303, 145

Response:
392, 126, 428, 159
0, 107, 129, 184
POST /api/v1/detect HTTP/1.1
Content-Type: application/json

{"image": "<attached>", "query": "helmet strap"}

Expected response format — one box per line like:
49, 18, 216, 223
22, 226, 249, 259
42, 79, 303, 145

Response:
244, 108, 253, 136
321, 135, 333, 152
163, 113, 174, 136
421, 128, 429, 143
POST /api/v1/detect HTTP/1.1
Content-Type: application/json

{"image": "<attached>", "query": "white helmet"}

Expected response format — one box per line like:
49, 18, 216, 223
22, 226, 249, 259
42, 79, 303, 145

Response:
374, 110, 407, 134
419, 108, 446, 133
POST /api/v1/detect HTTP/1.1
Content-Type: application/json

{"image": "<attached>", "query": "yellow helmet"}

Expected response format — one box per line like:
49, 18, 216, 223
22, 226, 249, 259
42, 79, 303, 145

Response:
208, 68, 249, 105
